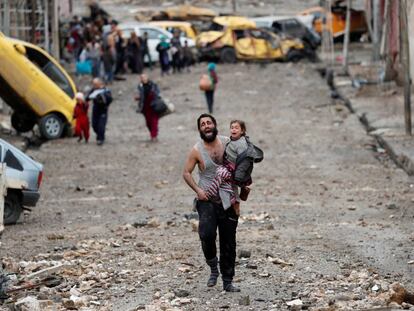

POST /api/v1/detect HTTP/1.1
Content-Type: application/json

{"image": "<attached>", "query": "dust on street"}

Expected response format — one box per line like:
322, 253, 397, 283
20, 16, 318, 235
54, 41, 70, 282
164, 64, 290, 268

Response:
1, 60, 414, 310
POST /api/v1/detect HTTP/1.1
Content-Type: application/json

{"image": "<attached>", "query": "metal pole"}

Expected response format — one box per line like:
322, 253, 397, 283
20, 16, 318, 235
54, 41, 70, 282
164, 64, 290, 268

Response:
399, 0, 412, 135
31, 0, 36, 43
4, 0, 10, 36
373, 0, 380, 60
44, 0, 49, 52
342, 0, 352, 73
0, 164, 6, 235
51, 0, 60, 60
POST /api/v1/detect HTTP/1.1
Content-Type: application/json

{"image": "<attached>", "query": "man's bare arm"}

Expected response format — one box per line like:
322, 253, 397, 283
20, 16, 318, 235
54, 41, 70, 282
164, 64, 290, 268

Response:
183, 147, 208, 201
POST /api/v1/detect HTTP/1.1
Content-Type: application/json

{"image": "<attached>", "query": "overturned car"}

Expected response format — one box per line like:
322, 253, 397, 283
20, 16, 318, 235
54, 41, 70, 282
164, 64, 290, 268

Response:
196, 16, 305, 63
0, 32, 77, 139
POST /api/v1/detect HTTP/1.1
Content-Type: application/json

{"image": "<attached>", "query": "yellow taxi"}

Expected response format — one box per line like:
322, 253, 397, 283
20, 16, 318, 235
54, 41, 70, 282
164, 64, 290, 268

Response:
149, 21, 198, 40
196, 16, 305, 62
0, 32, 76, 139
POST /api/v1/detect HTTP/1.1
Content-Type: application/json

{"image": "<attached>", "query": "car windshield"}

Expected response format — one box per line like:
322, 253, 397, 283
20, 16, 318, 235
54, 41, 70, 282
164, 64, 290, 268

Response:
25, 47, 75, 99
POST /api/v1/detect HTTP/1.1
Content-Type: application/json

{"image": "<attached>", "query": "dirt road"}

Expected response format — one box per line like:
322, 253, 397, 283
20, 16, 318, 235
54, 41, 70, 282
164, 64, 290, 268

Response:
2, 60, 414, 310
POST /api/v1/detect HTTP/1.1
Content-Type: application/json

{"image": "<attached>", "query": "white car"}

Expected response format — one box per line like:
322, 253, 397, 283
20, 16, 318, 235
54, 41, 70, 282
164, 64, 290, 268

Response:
118, 22, 196, 63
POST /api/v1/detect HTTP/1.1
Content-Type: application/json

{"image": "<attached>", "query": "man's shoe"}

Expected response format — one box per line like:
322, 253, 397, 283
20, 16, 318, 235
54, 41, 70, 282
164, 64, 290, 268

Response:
207, 272, 219, 287
223, 283, 241, 292
206, 257, 219, 287
97, 140, 103, 146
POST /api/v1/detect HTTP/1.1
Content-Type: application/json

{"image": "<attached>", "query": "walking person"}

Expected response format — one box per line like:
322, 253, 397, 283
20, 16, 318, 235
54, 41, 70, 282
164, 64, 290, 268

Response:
183, 113, 241, 292
182, 40, 193, 73
114, 29, 127, 76
86, 78, 113, 145
170, 29, 182, 73
205, 63, 218, 113
135, 74, 160, 142
73, 92, 90, 143
102, 24, 116, 83
141, 32, 152, 70
156, 35, 171, 76
127, 31, 143, 74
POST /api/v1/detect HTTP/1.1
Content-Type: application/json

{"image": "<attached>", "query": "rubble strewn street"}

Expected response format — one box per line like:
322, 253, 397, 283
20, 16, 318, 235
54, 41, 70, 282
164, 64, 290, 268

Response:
0, 60, 413, 310
1, 0, 414, 310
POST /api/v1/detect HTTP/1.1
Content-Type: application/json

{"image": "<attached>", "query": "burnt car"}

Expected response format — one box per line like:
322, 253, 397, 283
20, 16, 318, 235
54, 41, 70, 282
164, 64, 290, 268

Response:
253, 15, 321, 61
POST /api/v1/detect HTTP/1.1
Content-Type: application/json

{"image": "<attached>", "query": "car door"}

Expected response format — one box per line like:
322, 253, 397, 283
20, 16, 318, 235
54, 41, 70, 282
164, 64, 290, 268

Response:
235, 29, 277, 59
233, 29, 256, 59
22, 46, 76, 117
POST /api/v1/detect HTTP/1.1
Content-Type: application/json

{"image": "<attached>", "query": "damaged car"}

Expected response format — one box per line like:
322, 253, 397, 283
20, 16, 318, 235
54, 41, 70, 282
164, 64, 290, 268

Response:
0, 32, 77, 139
252, 15, 321, 61
196, 16, 305, 63
0, 139, 43, 225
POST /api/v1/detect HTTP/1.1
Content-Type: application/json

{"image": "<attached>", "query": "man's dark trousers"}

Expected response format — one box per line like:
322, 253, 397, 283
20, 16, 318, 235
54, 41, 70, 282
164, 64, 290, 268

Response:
92, 106, 107, 142
196, 200, 238, 283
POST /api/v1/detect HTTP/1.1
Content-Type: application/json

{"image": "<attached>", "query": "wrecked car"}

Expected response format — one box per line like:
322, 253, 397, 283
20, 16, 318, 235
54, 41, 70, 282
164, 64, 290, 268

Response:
0, 138, 43, 225
151, 5, 217, 22
0, 32, 76, 139
149, 21, 198, 40
196, 16, 305, 63
252, 15, 321, 61
300, 5, 367, 40
252, 16, 321, 49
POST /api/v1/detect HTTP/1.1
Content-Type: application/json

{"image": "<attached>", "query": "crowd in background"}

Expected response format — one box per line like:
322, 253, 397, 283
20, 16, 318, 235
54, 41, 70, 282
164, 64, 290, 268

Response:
62, 3, 194, 83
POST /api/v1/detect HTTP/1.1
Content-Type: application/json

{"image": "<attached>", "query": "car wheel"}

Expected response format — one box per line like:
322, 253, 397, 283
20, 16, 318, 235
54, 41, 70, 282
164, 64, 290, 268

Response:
220, 47, 237, 63
39, 113, 64, 140
11, 112, 36, 133
4, 192, 22, 225
287, 49, 304, 63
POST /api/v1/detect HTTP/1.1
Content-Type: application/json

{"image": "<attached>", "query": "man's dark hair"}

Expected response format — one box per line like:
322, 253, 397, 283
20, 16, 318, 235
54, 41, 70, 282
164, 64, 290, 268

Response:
197, 113, 217, 130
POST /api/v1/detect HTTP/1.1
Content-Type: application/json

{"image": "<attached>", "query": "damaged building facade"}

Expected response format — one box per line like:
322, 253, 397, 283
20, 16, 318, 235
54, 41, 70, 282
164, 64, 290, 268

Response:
0, 0, 73, 59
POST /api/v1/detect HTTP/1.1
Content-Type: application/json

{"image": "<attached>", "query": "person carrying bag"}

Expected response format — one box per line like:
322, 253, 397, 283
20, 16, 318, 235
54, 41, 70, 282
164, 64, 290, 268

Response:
135, 74, 161, 142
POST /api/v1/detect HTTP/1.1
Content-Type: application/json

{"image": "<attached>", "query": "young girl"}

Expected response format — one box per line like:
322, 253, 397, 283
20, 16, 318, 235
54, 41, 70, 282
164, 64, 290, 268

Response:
205, 120, 252, 215
73, 92, 90, 143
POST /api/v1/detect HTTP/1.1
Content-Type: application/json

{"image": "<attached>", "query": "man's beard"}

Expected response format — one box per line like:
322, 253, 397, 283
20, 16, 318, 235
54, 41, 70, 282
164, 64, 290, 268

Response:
199, 127, 218, 143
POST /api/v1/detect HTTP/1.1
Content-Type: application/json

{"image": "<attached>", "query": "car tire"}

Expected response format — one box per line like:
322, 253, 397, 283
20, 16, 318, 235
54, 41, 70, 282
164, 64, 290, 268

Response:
220, 47, 237, 63
39, 113, 64, 140
287, 49, 304, 63
4, 192, 22, 225
11, 112, 36, 133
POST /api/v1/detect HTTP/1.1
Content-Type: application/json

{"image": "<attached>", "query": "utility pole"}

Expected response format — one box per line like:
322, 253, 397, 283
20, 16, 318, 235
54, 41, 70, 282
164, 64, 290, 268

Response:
373, 0, 380, 61
30, 0, 36, 43
51, 0, 60, 60
232, 0, 236, 13
342, 0, 352, 73
399, 0, 412, 135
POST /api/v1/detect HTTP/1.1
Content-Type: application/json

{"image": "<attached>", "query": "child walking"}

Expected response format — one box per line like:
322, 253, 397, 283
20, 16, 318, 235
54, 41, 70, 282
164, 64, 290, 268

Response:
74, 92, 90, 143
205, 120, 259, 215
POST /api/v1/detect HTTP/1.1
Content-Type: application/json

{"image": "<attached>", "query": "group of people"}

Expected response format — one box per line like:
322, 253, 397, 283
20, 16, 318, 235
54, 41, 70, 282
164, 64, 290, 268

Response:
73, 78, 112, 145
66, 15, 152, 83
68, 7, 258, 294
156, 31, 194, 76
66, 8, 196, 84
